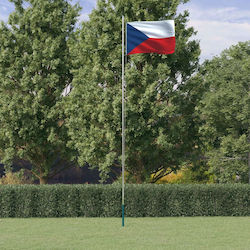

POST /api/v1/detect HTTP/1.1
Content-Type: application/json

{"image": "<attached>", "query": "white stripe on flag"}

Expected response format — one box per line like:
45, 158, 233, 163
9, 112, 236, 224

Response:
127, 20, 175, 38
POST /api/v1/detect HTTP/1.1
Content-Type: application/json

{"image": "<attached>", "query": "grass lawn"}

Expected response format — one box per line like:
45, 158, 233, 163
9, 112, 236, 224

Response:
0, 217, 250, 250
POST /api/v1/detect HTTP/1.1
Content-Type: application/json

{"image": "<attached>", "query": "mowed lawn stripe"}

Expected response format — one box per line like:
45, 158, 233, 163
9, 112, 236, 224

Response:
0, 217, 250, 250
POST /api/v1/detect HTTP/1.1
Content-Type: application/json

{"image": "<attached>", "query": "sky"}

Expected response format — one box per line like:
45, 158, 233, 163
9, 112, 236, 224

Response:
0, 0, 250, 62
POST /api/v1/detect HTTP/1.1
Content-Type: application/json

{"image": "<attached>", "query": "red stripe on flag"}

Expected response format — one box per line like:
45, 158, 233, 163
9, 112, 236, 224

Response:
128, 37, 175, 55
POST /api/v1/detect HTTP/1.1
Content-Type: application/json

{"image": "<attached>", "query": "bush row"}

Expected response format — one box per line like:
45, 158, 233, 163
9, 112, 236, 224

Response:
0, 184, 250, 217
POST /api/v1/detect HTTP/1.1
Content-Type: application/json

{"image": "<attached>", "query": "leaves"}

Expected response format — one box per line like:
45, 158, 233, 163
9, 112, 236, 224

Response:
197, 41, 250, 183
65, 0, 200, 182
0, 0, 80, 183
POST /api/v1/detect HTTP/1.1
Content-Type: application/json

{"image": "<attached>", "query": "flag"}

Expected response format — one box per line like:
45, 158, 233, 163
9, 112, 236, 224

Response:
126, 20, 175, 55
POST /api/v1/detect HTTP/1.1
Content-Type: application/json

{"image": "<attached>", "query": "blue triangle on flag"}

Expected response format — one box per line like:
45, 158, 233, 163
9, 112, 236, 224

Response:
127, 24, 149, 55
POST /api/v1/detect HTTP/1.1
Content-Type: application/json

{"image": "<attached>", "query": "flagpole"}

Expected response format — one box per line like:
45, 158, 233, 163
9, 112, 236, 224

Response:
121, 15, 125, 227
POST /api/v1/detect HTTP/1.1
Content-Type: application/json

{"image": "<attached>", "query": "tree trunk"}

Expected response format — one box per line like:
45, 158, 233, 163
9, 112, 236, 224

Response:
39, 176, 48, 184
135, 174, 143, 184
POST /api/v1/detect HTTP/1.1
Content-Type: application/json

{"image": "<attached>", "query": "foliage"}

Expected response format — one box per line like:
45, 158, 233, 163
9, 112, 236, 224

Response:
155, 169, 184, 183
65, 0, 201, 183
155, 163, 211, 184
0, 170, 32, 185
1, 184, 250, 217
0, 0, 80, 183
197, 41, 250, 183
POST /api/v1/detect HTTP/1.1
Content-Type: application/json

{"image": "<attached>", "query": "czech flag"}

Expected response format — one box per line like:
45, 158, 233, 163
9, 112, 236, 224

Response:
127, 20, 175, 55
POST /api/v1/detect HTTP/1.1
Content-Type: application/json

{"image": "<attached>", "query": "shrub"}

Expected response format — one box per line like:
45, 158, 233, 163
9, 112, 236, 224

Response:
0, 171, 32, 185
156, 165, 211, 184
0, 184, 250, 217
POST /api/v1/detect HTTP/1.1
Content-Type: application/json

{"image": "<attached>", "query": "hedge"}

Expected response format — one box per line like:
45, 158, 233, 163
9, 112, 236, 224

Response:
0, 184, 250, 217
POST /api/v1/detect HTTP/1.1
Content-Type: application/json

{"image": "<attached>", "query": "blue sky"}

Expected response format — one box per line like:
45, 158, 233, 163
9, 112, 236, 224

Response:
179, 0, 250, 61
1, 0, 250, 62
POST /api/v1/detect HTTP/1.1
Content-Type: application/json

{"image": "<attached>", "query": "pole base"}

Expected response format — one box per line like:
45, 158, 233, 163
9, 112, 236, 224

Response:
122, 204, 125, 227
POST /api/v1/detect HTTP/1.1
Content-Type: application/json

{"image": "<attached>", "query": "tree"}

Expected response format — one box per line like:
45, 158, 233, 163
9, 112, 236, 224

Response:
197, 41, 250, 183
65, 0, 200, 183
0, 0, 80, 184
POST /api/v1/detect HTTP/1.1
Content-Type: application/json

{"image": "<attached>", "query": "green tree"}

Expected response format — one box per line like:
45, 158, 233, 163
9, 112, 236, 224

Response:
197, 41, 250, 183
65, 0, 200, 183
0, 0, 80, 184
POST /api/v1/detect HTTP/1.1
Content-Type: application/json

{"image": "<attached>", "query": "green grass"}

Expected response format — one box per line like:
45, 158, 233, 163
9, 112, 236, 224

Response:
0, 217, 250, 250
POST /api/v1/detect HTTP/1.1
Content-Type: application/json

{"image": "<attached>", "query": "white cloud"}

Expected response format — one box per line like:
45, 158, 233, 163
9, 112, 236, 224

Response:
78, 12, 90, 22
190, 20, 250, 61
0, 13, 8, 22
189, 6, 250, 23
0, 0, 14, 22
184, 3, 250, 23
180, 4, 250, 61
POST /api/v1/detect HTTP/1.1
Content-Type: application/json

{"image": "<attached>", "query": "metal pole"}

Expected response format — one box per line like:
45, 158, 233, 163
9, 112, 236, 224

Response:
121, 15, 125, 227
248, 133, 250, 184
